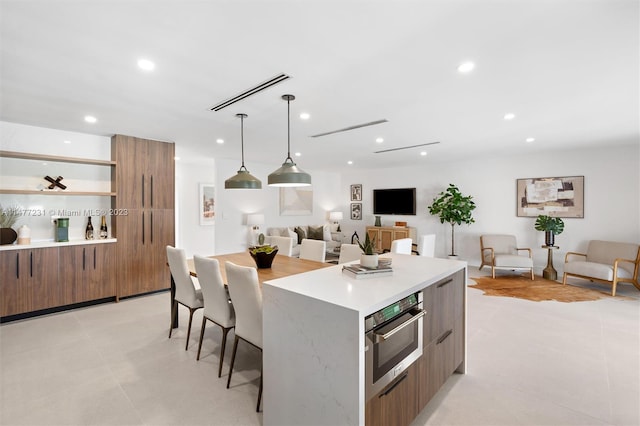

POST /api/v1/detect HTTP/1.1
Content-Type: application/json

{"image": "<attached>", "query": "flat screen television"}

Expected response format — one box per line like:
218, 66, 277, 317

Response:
373, 188, 416, 215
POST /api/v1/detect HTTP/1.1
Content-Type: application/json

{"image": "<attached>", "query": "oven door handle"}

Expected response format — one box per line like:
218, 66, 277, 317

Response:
373, 309, 426, 342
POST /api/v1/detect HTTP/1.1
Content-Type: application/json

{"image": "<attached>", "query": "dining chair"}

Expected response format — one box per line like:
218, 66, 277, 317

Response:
166, 245, 204, 350
224, 261, 264, 412
414, 234, 436, 257
266, 235, 294, 257
390, 238, 413, 254
300, 238, 326, 263
193, 255, 236, 377
338, 243, 362, 264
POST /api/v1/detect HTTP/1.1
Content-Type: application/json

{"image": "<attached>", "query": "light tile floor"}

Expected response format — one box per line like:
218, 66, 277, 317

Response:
1, 269, 638, 426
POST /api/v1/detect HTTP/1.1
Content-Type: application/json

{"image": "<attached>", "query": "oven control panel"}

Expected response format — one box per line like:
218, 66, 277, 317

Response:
365, 292, 420, 332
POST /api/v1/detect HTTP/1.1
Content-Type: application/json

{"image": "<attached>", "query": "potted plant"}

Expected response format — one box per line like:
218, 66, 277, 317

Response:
534, 215, 564, 247
249, 244, 279, 268
428, 184, 476, 257
0, 204, 21, 245
356, 232, 378, 268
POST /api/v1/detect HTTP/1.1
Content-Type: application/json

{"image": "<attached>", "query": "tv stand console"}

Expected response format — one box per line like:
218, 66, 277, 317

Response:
366, 226, 416, 253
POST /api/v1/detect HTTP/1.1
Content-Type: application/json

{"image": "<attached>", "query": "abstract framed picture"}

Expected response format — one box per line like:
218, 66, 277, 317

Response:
199, 183, 215, 225
280, 187, 313, 216
516, 176, 584, 218
351, 203, 362, 220
350, 184, 362, 201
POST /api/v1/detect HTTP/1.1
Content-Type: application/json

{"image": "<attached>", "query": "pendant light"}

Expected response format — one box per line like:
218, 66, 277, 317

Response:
225, 113, 262, 189
267, 94, 312, 187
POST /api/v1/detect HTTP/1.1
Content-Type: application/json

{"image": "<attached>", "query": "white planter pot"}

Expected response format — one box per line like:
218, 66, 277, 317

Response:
361, 253, 379, 268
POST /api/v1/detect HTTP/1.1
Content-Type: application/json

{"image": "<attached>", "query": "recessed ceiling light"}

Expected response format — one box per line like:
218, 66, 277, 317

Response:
347, 160, 353, 165
420, 151, 427, 156
457, 61, 475, 73
63, 140, 71, 144
503, 113, 515, 120
42, 162, 47, 166
376, 137, 384, 143
299, 113, 310, 120
526, 137, 535, 143
216, 139, 224, 144
294, 152, 301, 157
84, 115, 97, 123
137, 58, 155, 71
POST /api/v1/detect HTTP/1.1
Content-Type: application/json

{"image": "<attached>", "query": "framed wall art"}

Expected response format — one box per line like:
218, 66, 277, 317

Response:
351, 203, 362, 220
516, 176, 584, 218
280, 187, 313, 216
350, 184, 362, 201
199, 183, 215, 225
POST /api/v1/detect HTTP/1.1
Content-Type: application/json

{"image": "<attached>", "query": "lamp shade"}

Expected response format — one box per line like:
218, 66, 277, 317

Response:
225, 113, 262, 190
329, 211, 343, 221
247, 214, 264, 226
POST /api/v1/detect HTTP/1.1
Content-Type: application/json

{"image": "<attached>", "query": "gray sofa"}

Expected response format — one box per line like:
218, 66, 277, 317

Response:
265, 225, 340, 258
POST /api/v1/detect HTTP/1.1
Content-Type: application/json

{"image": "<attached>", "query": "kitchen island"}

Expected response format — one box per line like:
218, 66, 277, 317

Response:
263, 254, 466, 426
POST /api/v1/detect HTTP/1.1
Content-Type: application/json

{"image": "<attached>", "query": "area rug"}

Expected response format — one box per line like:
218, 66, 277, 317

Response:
468, 274, 633, 303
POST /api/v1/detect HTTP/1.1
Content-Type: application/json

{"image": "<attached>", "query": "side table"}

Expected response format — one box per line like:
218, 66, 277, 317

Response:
542, 245, 559, 280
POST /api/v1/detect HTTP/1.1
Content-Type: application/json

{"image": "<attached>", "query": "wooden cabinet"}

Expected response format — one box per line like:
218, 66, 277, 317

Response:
58, 243, 116, 303
365, 361, 419, 426
111, 135, 175, 299
0, 248, 59, 316
417, 269, 465, 411
366, 226, 416, 253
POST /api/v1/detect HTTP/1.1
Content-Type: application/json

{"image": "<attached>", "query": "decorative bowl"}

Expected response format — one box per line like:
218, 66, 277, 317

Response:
249, 246, 278, 269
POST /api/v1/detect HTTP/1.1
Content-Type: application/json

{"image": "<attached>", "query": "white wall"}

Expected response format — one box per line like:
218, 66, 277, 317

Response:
214, 158, 342, 254
340, 143, 640, 275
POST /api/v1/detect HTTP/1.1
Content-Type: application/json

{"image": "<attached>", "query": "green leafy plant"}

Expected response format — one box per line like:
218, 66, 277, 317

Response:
0, 204, 21, 228
534, 215, 564, 235
428, 184, 476, 256
356, 233, 376, 255
250, 245, 277, 255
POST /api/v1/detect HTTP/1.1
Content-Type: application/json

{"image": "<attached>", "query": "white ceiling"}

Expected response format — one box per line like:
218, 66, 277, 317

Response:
1, 0, 638, 171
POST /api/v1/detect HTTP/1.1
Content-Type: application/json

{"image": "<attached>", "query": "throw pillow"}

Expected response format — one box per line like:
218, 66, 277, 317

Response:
308, 226, 324, 240
294, 226, 306, 244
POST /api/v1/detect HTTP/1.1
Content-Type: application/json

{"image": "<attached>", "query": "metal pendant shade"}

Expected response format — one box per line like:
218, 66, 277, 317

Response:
268, 94, 311, 187
225, 113, 262, 189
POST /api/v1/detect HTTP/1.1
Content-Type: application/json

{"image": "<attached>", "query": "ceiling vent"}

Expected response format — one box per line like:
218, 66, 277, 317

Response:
374, 142, 440, 153
310, 119, 388, 138
210, 73, 291, 111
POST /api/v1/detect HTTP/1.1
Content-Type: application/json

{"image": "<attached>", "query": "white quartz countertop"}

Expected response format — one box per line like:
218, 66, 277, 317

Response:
0, 238, 117, 251
264, 253, 466, 316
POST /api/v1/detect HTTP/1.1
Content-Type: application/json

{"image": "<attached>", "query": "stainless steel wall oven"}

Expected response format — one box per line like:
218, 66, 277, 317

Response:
365, 291, 425, 400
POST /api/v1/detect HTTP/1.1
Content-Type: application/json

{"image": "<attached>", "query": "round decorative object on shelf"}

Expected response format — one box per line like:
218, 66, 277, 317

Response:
249, 246, 279, 269
0, 228, 17, 245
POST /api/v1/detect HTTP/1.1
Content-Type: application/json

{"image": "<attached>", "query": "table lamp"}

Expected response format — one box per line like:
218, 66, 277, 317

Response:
329, 211, 343, 231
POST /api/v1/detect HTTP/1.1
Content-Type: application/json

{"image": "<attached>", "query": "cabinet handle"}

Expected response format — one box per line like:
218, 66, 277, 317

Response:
30, 252, 33, 277
83, 247, 86, 270
16, 252, 19, 279
142, 174, 145, 207
379, 373, 408, 397
437, 278, 452, 288
142, 211, 145, 244
150, 211, 153, 243
437, 329, 453, 345
150, 175, 154, 207
94, 247, 97, 269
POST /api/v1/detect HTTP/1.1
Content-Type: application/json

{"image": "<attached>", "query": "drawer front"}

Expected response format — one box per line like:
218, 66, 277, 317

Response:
423, 269, 464, 347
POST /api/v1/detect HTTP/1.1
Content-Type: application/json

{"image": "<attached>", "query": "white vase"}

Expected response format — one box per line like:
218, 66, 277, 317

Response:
361, 253, 379, 268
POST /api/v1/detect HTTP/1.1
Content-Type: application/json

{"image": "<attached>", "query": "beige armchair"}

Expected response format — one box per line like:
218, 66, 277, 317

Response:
479, 234, 534, 280
562, 240, 640, 296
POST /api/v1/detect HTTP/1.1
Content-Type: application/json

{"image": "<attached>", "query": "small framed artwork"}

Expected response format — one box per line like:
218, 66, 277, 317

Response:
199, 183, 215, 225
516, 176, 584, 218
350, 184, 362, 201
351, 203, 362, 220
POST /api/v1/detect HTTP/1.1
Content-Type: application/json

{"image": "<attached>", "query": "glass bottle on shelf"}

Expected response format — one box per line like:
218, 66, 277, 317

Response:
85, 217, 94, 240
99, 215, 108, 239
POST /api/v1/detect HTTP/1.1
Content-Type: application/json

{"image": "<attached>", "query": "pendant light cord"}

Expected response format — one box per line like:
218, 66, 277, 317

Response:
285, 97, 293, 162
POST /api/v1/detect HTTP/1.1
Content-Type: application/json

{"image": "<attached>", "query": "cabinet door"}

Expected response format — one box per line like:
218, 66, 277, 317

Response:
365, 361, 419, 426
112, 135, 148, 209
26, 248, 60, 312
393, 229, 409, 240
116, 209, 147, 298
366, 228, 381, 252
145, 209, 173, 293
379, 228, 394, 252
147, 141, 175, 209
0, 251, 27, 316
60, 244, 117, 303
423, 269, 464, 346
57, 246, 83, 305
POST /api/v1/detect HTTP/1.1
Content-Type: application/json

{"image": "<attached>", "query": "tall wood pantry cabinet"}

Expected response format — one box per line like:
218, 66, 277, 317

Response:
111, 135, 175, 299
